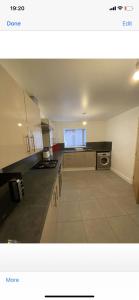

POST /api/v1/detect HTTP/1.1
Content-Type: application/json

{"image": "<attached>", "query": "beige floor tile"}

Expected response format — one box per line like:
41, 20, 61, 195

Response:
53, 170, 138, 243
79, 188, 98, 202
114, 197, 139, 215
97, 197, 127, 217
108, 215, 139, 243
124, 204, 139, 215
80, 200, 104, 220
130, 212, 139, 227
41, 222, 57, 243
60, 189, 80, 202
56, 221, 87, 243
58, 201, 82, 222
84, 218, 118, 243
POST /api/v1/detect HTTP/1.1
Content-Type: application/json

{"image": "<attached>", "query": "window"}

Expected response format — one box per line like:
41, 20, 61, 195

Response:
64, 128, 86, 148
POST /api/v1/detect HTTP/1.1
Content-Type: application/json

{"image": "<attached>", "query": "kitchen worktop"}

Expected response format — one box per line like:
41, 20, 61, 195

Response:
64, 148, 96, 153
63, 148, 111, 153
59, 141, 112, 152
0, 151, 63, 243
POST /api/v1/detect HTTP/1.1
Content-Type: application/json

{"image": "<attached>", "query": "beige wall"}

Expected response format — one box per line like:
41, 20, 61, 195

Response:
105, 106, 139, 184
53, 121, 107, 144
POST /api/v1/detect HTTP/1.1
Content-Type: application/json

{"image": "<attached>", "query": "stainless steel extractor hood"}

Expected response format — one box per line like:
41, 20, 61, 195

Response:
41, 119, 50, 133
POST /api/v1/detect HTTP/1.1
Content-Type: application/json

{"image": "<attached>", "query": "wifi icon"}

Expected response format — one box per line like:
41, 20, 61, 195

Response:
118, 6, 123, 10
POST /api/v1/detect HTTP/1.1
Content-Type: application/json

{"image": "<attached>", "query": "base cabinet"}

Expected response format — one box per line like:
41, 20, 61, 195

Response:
63, 151, 96, 169
40, 176, 60, 243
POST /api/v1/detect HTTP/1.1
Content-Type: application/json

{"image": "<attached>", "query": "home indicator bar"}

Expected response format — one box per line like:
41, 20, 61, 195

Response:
45, 296, 95, 298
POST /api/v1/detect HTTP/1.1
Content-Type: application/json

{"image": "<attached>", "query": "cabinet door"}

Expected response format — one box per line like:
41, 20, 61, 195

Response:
24, 94, 43, 153
40, 197, 57, 243
64, 153, 72, 167
84, 151, 96, 168
64, 152, 85, 168
74, 152, 85, 167
40, 176, 59, 243
0, 66, 28, 169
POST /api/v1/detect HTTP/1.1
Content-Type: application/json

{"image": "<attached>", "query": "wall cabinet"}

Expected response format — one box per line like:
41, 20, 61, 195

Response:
63, 151, 96, 169
0, 66, 28, 169
40, 175, 60, 243
0, 65, 43, 169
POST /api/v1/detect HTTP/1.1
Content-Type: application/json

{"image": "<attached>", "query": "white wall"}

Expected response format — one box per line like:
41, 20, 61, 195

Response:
105, 106, 139, 184
53, 121, 106, 144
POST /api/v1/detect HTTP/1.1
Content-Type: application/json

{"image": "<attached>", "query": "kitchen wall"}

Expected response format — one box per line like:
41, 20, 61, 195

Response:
105, 106, 139, 184
53, 121, 107, 144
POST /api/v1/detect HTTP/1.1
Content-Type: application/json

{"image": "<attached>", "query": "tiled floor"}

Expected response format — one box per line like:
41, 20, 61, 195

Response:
48, 170, 139, 243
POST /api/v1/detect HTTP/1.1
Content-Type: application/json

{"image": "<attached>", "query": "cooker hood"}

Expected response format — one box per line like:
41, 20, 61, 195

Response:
41, 118, 50, 133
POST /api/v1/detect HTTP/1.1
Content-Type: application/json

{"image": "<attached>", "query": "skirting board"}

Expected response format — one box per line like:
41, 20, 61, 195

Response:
63, 167, 96, 172
111, 167, 133, 184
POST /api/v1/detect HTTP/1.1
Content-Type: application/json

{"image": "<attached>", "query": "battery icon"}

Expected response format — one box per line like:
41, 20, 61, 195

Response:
125, 6, 134, 11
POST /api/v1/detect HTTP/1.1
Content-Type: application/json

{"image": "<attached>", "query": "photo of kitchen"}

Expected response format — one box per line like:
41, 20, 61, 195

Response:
0, 59, 139, 243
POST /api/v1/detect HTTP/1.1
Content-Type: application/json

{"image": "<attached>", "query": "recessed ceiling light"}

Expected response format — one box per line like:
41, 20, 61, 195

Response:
133, 70, 139, 81
82, 121, 87, 126
17, 123, 23, 127
133, 61, 139, 81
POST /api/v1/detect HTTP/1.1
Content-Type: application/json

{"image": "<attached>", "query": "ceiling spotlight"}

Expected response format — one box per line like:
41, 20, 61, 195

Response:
82, 121, 87, 126
17, 123, 23, 127
133, 61, 139, 81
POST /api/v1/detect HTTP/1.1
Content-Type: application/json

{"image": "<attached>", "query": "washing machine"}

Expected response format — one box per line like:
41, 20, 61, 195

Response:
97, 152, 111, 170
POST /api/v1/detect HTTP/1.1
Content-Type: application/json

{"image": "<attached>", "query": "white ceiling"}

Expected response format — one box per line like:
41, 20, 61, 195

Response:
0, 59, 139, 121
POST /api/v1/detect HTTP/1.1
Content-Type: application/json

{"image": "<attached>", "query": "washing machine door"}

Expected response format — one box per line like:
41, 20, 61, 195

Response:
100, 156, 110, 166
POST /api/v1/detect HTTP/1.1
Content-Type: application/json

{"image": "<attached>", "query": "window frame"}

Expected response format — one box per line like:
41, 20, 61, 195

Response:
63, 128, 87, 148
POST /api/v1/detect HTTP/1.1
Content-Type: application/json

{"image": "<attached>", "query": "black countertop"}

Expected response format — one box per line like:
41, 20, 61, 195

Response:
64, 148, 96, 153
64, 148, 111, 153
0, 151, 63, 243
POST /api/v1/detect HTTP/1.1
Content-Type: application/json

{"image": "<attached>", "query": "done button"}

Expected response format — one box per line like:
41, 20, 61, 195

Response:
7, 20, 21, 27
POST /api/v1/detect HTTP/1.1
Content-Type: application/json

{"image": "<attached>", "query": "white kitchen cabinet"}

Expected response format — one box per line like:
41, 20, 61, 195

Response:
24, 93, 43, 153
40, 175, 60, 243
0, 65, 43, 169
0, 65, 29, 169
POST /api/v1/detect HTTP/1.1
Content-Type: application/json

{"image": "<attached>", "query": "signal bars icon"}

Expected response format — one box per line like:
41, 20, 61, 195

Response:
109, 6, 123, 11
109, 6, 117, 10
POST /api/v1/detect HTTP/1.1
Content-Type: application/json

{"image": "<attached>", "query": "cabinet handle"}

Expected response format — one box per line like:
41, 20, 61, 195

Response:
54, 191, 57, 207
30, 135, 35, 152
56, 187, 58, 202
25, 135, 30, 152
32, 135, 36, 152
59, 174, 62, 197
